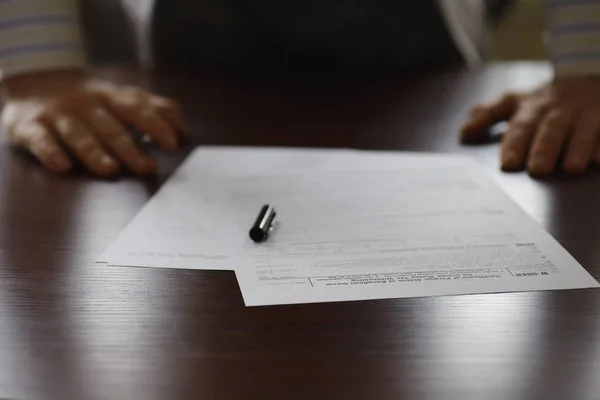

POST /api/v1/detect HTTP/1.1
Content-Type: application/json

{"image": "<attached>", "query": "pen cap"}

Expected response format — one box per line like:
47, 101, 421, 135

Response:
250, 205, 276, 242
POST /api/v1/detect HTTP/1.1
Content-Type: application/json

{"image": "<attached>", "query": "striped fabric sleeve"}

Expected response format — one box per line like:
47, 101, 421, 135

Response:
547, 0, 600, 77
0, 0, 85, 80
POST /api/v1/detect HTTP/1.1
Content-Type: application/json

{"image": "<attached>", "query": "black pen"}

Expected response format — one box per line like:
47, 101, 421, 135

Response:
249, 205, 277, 243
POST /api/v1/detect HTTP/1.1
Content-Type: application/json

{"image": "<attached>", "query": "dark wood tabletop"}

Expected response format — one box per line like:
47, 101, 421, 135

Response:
2, 62, 600, 400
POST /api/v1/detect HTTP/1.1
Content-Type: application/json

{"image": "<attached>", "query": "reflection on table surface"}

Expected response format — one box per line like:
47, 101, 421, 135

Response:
0, 63, 599, 400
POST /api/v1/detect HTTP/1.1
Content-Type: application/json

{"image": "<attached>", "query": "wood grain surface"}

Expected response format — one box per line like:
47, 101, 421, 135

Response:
1, 63, 600, 400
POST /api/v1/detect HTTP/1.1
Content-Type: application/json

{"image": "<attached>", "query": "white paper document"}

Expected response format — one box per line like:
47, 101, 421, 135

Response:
99, 147, 599, 306
98, 152, 241, 270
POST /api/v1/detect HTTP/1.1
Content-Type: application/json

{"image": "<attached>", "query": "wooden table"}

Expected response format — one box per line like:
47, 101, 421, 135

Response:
1, 63, 600, 400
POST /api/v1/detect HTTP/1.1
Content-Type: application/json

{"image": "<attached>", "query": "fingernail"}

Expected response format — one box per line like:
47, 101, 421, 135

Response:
135, 159, 147, 169
146, 158, 158, 171
165, 136, 178, 150
502, 151, 520, 169
49, 153, 71, 172
136, 157, 157, 174
180, 123, 191, 135
461, 121, 477, 133
565, 157, 585, 173
528, 156, 551, 176
99, 155, 120, 175
531, 156, 547, 167
100, 155, 117, 166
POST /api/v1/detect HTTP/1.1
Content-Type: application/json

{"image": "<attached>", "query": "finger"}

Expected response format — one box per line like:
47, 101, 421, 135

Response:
591, 134, 600, 165
528, 108, 573, 176
83, 107, 157, 175
594, 145, 600, 165
11, 121, 72, 173
501, 102, 548, 171
461, 93, 518, 142
52, 113, 120, 177
149, 96, 190, 136
107, 97, 179, 150
563, 111, 600, 174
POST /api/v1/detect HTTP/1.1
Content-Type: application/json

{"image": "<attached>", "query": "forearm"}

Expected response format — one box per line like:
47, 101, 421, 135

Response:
547, 0, 600, 77
0, 0, 85, 82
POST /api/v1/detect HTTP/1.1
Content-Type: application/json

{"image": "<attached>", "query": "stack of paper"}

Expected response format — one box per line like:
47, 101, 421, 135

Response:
98, 147, 599, 306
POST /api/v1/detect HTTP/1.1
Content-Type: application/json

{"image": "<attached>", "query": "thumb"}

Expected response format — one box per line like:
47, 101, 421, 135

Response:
461, 93, 518, 142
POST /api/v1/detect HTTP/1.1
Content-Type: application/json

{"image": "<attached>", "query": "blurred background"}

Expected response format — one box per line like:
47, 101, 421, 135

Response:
82, 0, 548, 66
492, 0, 546, 60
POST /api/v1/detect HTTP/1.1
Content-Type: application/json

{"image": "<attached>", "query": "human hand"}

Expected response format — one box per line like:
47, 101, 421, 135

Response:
461, 77, 600, 176
1, 70, 189, 177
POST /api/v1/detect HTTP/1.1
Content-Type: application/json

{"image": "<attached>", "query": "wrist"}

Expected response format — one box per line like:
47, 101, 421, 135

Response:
1, 68, 86, 99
